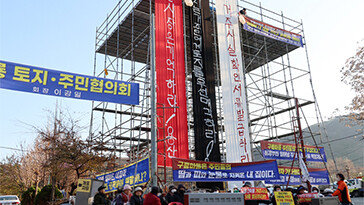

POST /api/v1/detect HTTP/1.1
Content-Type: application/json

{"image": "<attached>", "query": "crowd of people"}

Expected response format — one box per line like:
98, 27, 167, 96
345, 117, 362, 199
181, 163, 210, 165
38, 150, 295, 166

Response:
92, 173, 352, 205
92, 184, 187, 205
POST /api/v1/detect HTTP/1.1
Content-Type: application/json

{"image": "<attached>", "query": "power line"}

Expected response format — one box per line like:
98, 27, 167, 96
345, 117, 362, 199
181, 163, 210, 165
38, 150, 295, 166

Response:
0, 146, 26, 152
320, 133, 363, 145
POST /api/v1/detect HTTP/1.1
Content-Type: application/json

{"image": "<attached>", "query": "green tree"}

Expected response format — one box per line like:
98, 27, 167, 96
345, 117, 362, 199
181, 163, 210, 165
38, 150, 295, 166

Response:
34, 185, 63, 205
21, 186, 41, 205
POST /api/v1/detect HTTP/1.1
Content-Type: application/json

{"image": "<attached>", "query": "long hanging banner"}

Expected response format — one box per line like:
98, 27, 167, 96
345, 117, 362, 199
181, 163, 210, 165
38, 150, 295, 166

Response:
0, 60, 139, 105
155, 0, 189, 166
189, 0, 221, 163
216, 2, 252, 163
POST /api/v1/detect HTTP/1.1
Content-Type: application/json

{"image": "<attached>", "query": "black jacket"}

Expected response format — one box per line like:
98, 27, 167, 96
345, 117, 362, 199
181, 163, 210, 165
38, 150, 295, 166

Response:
166, 193, 178, 203
129, 194, 143, 205
159, 195, 168, 205
93, 192, 110, 205
174, 191, 184, 204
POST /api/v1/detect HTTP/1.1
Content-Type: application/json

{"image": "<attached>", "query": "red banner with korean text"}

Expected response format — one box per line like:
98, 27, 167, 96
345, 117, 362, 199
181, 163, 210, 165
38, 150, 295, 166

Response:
240, 187, 270, 200
297, 193, 319, 203
155, 0, 189, 167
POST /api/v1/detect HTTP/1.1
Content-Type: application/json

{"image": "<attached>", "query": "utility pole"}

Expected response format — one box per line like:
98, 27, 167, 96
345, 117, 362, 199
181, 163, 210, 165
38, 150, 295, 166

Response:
295, 98, 312, 192
345, 165, 350, 179
150, 14, 158, 187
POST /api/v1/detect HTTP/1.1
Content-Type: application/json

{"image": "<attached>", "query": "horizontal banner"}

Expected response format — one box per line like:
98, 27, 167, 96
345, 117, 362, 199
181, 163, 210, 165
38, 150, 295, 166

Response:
265, 166, 330, 185
260, 141, 327, 162
96, 158, 149, 193
172, 158, 279, 182
0, 60, 139, 105
240, 15, 303, 47
241, 187, 269, 200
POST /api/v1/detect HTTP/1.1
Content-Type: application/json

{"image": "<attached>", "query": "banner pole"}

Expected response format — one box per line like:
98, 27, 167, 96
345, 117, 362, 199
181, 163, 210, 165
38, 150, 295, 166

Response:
150, 13, 158, 187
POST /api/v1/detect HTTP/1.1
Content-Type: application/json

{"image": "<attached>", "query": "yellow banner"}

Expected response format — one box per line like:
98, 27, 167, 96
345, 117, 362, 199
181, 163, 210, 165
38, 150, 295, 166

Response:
275, 191, 295, 205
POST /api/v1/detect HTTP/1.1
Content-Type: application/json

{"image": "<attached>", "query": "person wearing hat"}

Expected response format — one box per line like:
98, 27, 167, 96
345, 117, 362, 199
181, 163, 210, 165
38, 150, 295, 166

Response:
130, 187, 144, 205
296, 186, 307, 195
174, 184, 186, 204
113, 184, 132, 205
166, 185, 178, 204
143, 186, 161, 205
93, 185, 111, 205
122, 184, 133, 204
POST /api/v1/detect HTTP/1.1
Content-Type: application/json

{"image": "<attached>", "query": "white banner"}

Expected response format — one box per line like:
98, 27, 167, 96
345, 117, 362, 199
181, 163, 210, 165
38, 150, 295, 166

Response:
216, 0, 252, 188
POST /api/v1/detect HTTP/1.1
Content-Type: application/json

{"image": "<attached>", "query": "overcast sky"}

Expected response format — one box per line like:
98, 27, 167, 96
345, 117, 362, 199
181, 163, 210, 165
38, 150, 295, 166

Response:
1, 0, 363, 158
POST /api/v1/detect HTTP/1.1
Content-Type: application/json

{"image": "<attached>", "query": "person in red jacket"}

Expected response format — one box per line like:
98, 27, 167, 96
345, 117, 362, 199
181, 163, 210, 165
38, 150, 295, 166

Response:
332, 173, 352, 205
143, 186, 161, 205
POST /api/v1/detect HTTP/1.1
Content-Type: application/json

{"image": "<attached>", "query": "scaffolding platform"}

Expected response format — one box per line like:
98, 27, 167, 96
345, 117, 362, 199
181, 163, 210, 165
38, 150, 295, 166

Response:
95, 0, 300, 72
96, 0, 152, 64
90, 0, 333, 175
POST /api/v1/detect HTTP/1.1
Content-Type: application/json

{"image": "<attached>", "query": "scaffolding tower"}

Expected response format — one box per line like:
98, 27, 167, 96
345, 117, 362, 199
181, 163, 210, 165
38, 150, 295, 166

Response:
88, 0, 334, 175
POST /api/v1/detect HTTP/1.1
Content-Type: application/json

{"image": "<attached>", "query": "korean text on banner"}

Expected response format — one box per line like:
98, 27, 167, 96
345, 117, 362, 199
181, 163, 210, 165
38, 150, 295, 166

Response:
155, 0, 189, 167
96, 158, 149, 193
216, 1, 252, 165
260, 141, 327, 162
172, 158, 279, 182
265, 166, 330, 185
77, 179, 92, 193
189, 0, 221, 162
297, 193, 319, 203
241, 187, 269, 201
274, 191, 295, 205
0, 61, 139, 105
240, 15, 303, 47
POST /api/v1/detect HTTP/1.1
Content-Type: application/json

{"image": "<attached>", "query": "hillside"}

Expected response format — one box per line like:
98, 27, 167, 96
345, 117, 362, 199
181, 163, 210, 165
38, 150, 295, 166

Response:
252, 116, 363, 168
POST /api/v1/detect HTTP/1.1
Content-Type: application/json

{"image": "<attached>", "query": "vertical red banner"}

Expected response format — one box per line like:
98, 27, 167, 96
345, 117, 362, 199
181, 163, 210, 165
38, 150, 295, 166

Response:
155, 0, 189, 166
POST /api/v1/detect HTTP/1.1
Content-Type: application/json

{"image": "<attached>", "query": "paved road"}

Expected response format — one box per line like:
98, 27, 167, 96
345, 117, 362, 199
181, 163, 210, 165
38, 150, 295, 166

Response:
352, 197, 364, 204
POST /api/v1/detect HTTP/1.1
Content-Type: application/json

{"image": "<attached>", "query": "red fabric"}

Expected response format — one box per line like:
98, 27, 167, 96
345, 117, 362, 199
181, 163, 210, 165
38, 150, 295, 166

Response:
333, 180, 351, 203
122, 192, 132, 203
155, 0, 189, 167
143, 193, 161, 205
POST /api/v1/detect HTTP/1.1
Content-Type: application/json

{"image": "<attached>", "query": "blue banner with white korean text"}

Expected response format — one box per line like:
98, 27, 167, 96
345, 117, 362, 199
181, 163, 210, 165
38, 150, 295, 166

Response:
0, 60, 139, 105
260, 141, 327, 162
240, 15, 303, 47
96, 157, 149, 193
265, 166, 330, 185
172, 158, 279, 182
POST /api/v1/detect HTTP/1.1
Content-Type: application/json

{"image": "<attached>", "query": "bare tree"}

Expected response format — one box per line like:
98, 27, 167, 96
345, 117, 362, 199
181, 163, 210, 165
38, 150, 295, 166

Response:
341, 41, 364, 126
33, 107, 113, 199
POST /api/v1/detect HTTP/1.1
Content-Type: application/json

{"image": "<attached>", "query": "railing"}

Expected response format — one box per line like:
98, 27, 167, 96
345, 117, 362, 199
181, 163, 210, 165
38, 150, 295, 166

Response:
95, 0, 144, 51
